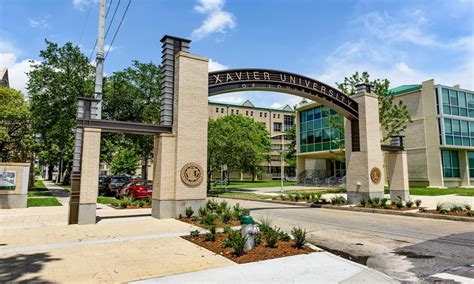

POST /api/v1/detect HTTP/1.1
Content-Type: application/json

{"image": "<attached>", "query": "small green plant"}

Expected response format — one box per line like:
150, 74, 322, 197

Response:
291, 227, 307, 249
265, 227, 280, 248
415, 199, 422, 208
439, 208, 449, 214
450, 205, 463, 213
223, 226, 232, 234
207, 199, 219, 211
120, 196, 133, 208
228, 231, 247, 256
201, 212, 217, 226
288, 194, 295, 201
205, 226, 216, 241
367, 198, 374, 207
331, 195, 347, 205
185, 206, 194, 218
295, 193, 302, 201
395, 198, 404, 209
464, 204, 471, 211
372, 197, 381, 207
222, 208, 233, 223
406, 200, 414, 208
258, 216, 274, 236
198, 206, 209, 217
190, 229, 200, 238
359, 198, 367, 207
419, 208, 427, 213
467, 210, 474, 217
436, 203, 444, 212
380, 198, 389, 207
232, 203, 244, 219
278, 230, 291, 242
136, 199, 146, 208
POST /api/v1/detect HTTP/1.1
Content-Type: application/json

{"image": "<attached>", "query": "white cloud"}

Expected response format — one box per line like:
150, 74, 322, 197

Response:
72, 0, 96, 11
29, 18, 49, 29
104, 44, 114, 52
208, 58, 228, 71
209, 94, 245, 104
191, 0, 236, 41
0, 40, 35, 94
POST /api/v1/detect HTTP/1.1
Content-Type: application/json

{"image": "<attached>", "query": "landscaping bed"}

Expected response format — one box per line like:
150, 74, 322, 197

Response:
183, 232, 313, 264
422, 209, 473, 217
179, 217, 240, 229
419, 203, 473, 217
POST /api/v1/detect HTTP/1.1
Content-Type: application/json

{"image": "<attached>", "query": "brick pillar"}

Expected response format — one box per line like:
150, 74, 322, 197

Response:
77, 127, 101, 224
344, 90, 384, 203
387, 151, 410, 201
151, 51, 208, 218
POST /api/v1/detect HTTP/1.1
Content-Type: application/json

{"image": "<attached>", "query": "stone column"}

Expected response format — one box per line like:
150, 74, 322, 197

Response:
151, 51, 208, 219
387, 151, 410, 201
344, 85, 384, 203
459, 150, 470, 187
77, 127, 101, 224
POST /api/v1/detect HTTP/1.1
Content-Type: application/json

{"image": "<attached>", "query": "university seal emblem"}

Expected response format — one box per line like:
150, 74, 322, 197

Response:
370, 167, 382, 184
180, 162, 204, 186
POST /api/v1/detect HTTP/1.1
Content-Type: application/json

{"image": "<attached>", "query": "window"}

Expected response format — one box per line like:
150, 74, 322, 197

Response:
221, 108, 224, 113
231, 109, 234, 114
260, 112, 262, 117
272, 144, 282, 150
215, 107, 219, 113
442, 150, 460, 178
443, 118, 472, 146
299, 106, 343, 153
441, 87, 474, 118
250, 111, 253, 116
264, 113, 267, 118
277, 114, 280, 119
469, 152, 474, 178
236, 110, 239, 114
273, 122, 282, 132
284, 115, 294, 131
246, 111, 249, 116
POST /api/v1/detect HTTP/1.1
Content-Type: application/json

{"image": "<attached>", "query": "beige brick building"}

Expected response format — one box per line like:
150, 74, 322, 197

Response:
296, 79, 474, 188
208, 99, 295, 180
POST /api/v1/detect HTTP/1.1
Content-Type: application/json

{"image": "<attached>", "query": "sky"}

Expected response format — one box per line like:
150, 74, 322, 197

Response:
1, 0, 473, 109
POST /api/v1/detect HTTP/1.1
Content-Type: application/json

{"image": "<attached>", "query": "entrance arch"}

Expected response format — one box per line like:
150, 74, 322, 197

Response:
208, 69, 361, 152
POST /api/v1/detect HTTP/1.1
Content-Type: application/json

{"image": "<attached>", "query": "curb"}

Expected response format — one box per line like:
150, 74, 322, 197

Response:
213, 196, 474, 223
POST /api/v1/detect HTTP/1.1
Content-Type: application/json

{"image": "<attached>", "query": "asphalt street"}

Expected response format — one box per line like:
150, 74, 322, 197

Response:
216, 198, 474, 283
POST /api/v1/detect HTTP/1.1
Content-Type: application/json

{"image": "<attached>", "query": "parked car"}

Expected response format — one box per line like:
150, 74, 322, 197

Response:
98, 175, 109, 194
116, 180, 153, 199
103, 175, 130, 196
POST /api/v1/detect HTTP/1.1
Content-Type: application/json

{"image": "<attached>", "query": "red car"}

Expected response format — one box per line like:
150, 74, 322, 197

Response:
116, 180, 153, 199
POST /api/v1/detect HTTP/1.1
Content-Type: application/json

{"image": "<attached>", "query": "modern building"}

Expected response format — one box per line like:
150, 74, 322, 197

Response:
208, 99, 295, 180
296, 79, 474, 188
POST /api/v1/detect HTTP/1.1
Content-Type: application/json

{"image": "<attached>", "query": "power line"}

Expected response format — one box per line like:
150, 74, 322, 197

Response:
105, 0, 121, 38
105, 0, 132, 59
78, 1, 93, 46
89, 0, 115, 61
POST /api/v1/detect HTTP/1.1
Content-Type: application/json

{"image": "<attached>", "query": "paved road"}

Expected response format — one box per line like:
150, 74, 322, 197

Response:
216, 198, 474, 283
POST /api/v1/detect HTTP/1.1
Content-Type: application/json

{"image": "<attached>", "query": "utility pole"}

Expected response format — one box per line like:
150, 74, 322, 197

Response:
94, 0, 106, 118
280, 133, 284, 192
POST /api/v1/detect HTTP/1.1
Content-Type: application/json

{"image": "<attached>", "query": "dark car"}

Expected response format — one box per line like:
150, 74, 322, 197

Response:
98, 175, 108, 194
103, 175, 130, 196
116, 180, 153, 199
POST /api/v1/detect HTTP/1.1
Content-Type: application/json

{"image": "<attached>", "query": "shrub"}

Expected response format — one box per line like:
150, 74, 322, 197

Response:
207, 199, 218, 211
467, 210, 474, 217
395, 198, 404, 209
233, 204, 245, 219
406, 200, 414, 208
331, 195, 347, 205
279, 194, 286, 201
216, 200, 228, 214
257, 216, 274, 236
439, 208, 449, 214
198, 206, 208, 217
120, 196, 133, 208
380, 198, 389, 207
451, 205, 463, 213
205, 226, 216, 241
201, 212, 217, 226
135, 199, 146, 208
415, 199, 422, 208
419, 208, 427, 213
228, 231, 247, 256
291, 227, 307, 249
295, 193, 302, 201
436, 203, 444, 212
464, 204, 471, 211
359, 198, 367, 207
222, 208, 233, 223
190, 230, 200, 238
265, 227, 280, 248
185, 206, 194, 218
288, 194, 295, 201
223, 226, 232, 234
367, 198, 375, 207
372, 197, 381, 207
278, 231, 291, 242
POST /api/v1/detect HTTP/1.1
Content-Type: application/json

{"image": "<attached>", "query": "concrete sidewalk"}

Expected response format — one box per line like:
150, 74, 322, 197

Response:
42, 179, 71, 205
134, 252, 396, 284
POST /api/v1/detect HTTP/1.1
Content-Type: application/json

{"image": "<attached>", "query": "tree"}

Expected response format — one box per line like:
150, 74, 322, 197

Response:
28, 40, 94, 181
102, 60, 161, 178
283, 125, 297, 168
208, 115, 271, 182
336, 71, 412, 142
0, 87, 35, 162
110, 147, 140, 175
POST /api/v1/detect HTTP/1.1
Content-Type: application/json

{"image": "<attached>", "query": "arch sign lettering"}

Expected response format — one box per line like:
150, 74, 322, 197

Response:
208, 68, 359, 121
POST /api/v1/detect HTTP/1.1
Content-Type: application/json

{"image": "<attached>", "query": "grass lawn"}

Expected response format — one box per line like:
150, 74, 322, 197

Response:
384, 187, 474, 196
210, 191, 274, 200
97, 196, 118, 204
56, 183, 71, 191
28, 180, 53, 197
27, 197, 62, 207
212, 180, 296, 190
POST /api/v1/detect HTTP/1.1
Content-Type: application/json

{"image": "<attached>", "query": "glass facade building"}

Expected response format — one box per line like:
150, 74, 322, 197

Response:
299, 106, 344, 153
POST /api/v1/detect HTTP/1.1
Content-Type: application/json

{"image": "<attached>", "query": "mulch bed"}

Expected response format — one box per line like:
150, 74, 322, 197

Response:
179, 217, 241, 228
182, 233, 314, 264
356, 205, 415, 211
422, 209, 473, 217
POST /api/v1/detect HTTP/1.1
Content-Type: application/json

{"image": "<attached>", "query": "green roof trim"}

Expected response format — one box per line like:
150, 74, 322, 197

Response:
208, 100, 294, 112
389, 84, 422, 96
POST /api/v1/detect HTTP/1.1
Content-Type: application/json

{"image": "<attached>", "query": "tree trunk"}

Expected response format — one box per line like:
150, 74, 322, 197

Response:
142, 155, 148, 179
48, 165, 54, 180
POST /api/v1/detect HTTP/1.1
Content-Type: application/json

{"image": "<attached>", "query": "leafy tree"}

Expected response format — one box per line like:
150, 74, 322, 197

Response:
110, 147, 140, 175
283, 125, 296, 168
28, 40, 94, 181
336, 71, 412, 142
0, 87, 35, 162
102, 60, 161, 178
208, 115, 271, 182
